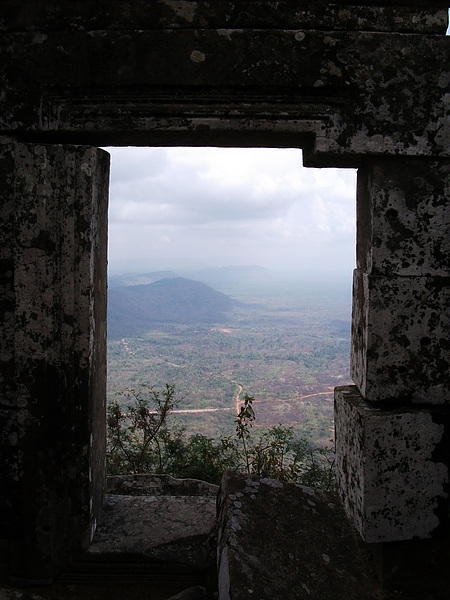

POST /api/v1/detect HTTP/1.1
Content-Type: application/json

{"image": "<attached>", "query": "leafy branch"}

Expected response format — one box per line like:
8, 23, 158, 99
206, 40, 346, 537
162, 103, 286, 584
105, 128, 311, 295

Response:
235, 393, 256, 474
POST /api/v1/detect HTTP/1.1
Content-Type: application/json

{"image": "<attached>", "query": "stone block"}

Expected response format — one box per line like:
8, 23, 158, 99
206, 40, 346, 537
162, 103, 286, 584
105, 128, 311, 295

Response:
0, 144, 15, 409
357, 159, 450, 277
0, 409, 22, 536
217, 470, 381, 600
0, 261, 14, 408
351, 269, 450, 404
0, 142, 109, 582
335, 386, 449, 543
106, 474, 218, 497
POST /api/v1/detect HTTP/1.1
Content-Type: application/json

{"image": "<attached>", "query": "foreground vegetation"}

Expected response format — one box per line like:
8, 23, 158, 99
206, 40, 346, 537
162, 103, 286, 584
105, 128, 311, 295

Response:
107, 384, 336, 490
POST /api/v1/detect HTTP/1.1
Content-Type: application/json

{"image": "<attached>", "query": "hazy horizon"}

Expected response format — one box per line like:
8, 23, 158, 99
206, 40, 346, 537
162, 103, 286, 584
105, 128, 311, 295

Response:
107, 258, 354, 287
106, 147, 357, 281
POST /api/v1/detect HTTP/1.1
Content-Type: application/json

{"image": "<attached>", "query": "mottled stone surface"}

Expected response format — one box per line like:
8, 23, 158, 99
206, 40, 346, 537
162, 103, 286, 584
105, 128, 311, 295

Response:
0, 5, 448, 162
351, 270, 450, 403
0, 1, 449, 589
1, 2, 447, 33
0, 142, 109, 582
0, 477, 216, 598
217, 470, 381, 600
357, 159, 450, 277
335, 386, 449, 543
353, 158, 450, 405
166, 587, 207, 600
0, 589, 45, 600
0, 583, 207, 600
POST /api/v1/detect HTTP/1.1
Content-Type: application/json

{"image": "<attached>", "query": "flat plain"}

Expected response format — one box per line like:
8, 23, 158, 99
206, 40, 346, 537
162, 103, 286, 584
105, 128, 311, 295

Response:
107, 272, 352, 447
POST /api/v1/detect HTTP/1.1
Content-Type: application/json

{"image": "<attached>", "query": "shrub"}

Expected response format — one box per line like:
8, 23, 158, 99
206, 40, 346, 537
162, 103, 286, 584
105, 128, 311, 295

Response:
106, 383, 179, 475
107, 384, 335, 490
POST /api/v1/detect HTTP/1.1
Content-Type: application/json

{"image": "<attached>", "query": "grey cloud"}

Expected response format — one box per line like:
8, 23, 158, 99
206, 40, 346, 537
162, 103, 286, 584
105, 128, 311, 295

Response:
109, 157, 296, 226
105, 147, 357, 274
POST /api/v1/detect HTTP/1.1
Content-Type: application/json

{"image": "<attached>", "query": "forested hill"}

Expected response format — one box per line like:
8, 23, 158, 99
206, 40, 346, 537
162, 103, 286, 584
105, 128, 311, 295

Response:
107, 277, 243, 339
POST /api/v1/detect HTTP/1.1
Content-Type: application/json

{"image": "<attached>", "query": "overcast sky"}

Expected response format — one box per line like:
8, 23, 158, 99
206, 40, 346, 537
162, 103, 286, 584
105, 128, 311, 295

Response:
105, 146, 357, 278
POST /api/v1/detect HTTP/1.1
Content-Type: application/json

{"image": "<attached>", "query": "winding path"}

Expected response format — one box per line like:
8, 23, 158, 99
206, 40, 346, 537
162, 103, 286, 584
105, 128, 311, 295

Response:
171, 383, 244, 416
171, 407, 232, 414
168, 386, 333, 416
235, 384, 243, 415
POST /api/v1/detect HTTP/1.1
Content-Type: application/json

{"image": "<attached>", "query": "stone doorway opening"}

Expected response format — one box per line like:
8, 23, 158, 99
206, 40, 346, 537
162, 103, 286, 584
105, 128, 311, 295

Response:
104, 145, 357, 469
80, 144, 357, 598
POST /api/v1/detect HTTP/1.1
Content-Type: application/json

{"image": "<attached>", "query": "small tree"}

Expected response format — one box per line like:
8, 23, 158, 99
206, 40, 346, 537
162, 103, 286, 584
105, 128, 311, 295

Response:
235, 393, 256, 474
250, 424, 294, 480
171, 433, 240, 484
107, 383, 178, 474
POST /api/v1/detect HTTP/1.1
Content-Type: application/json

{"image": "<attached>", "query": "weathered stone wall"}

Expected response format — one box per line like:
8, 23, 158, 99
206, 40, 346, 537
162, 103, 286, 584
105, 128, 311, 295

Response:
352, 159, 450, 403
335, 156, 450, 545
216, 470, 382, 600
1, 2, 447, 34
0, 0, 449, 587
0, 143, 109, 582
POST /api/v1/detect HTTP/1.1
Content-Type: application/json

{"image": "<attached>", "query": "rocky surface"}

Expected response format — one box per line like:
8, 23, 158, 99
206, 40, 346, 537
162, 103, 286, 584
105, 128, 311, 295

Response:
0, 476, 218, 599
217, 470, 383, 600
91, 475, 218, 569
166, 587, 208, 600
1, 0, 449, 591
0, 473, 441, 599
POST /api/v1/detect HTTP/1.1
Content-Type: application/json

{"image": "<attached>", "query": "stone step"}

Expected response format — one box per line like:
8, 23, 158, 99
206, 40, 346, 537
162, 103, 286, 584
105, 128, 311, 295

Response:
1, 476, 219, 600
63, 475, 219, 587
87, 493, 216, 569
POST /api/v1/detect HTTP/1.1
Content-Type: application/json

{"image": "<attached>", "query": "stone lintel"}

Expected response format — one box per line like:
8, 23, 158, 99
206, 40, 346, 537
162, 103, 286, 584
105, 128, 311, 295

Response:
335, 386, 450, 543
351, 269, 450, 404
1, 29, 448, 161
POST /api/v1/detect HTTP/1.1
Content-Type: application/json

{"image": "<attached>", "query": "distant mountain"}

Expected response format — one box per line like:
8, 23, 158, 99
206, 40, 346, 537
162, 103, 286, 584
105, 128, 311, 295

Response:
108, 271, 177, 289
108, 265, 275, 291
179, 265, 275, 289
107, 277, 243, 339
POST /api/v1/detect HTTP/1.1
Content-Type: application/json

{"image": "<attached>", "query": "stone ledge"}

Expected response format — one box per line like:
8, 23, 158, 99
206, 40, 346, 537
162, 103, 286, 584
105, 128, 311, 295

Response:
107, 474, 219, 497
89, 494, 216, 570
1, 3, 447, 34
